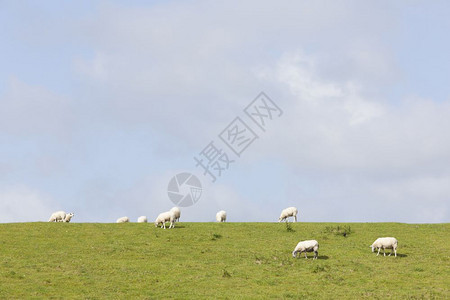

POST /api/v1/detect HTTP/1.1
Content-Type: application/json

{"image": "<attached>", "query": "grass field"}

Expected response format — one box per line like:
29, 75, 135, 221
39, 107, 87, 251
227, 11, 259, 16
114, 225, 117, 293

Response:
0, 222, 448, 299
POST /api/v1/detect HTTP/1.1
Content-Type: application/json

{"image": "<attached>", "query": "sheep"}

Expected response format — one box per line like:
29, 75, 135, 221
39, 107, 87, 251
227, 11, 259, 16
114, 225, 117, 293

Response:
137, 216, 148, 223
370, 237, 398, 257
154, 211, 175, 229
216, 210, 226, 222
48, 211, 66, 222
279, 207, 298, 222
63, 213, 74, 223
292, 240, 319, 259
170, 207, 181, 222
116, 216, 129, 223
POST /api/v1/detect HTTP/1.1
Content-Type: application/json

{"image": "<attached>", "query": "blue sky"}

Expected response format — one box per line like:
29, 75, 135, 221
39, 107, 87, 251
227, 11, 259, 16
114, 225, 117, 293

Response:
1, 0, 449, 223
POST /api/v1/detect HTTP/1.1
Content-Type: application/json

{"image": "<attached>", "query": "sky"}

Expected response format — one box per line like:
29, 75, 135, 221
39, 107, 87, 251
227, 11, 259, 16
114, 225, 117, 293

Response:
1, 0, 449, 223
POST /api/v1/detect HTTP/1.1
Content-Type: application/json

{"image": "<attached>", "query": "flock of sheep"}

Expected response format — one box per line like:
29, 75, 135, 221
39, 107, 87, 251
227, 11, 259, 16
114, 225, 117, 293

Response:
279, 207, 398, 258
47, 206, 399, 258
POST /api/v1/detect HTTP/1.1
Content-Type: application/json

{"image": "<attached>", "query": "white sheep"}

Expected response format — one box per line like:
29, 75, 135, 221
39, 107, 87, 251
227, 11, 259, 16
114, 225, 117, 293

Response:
116, 216, 130, 223
279, 207, 298, 222
216, 210, 226, 222
154, 211, 175, 229
170, 207, 181, 222
48, 211, 66, 222
63, 213, 74, 223
137, 216, 148, 223
292, 240, 319, 259
370, 237, 398, 257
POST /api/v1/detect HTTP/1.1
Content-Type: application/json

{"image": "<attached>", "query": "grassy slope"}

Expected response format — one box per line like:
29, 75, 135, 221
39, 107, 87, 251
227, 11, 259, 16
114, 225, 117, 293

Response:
0, 222, 448, 299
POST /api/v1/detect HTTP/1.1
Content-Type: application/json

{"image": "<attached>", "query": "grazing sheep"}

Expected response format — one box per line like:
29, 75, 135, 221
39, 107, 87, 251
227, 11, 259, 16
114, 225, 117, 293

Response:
116, 216, 129, 223
63, 213, 74, 223
137, 216, 148, 223
216, 210, 226, 222
170, 207, 181, 222
279, 207, 298, 222
154, 211, 175, 229
370, 237, 398, 257
292, 240, 319, 259
48, 211, 66, 222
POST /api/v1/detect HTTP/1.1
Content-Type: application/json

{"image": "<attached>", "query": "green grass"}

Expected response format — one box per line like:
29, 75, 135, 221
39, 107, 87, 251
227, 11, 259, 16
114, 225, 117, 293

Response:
0, 222, 448, 299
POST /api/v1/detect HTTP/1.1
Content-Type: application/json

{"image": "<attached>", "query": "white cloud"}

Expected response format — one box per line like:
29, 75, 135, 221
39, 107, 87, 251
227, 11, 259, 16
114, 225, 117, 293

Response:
74, 52, 110, 82
257, 50, 450, 171
0, 185, 57, 222
0, 77, 74, 139
251, 50, 450, 222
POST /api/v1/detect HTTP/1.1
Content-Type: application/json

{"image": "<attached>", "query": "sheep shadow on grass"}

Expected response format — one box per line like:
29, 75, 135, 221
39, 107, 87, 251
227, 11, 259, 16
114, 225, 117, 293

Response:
171, 225, 186, 229
371, 253, 407, 258
294, 255, 329, 260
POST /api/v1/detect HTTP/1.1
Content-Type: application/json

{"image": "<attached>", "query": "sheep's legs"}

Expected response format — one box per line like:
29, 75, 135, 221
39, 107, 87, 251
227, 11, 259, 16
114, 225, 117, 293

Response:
377, 248, 381, 256
383, 248, 386, 256
304, 252, 308, 259
294, 215, 297, 222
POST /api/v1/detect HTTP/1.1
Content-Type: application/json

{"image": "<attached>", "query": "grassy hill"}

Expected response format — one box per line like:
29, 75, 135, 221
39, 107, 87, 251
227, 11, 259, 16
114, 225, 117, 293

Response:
0, 222, 448, 299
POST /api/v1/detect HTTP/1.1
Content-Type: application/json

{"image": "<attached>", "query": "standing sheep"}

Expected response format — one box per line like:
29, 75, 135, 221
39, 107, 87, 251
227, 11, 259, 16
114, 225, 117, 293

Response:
292, 240, 319, 259
216, 210, 226, 222
137, 216, 148, 223
370, 237, 398, 257
279, 207, 298, 222
154, 211, 175, 229
48, 211, 66, 222
116, 216, 129, 223
170, 207, 181, 222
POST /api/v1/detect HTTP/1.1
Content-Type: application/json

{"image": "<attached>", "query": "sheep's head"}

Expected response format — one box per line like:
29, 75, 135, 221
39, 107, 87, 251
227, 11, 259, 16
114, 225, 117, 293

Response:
65, 213, 74, 222
370, 245, 375, 252
292, 251, 297, 258
154, 221, 159, 227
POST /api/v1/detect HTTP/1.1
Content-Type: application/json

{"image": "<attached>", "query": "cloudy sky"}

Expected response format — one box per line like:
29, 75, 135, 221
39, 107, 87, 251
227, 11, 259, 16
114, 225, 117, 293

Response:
1, 0, 449, 223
